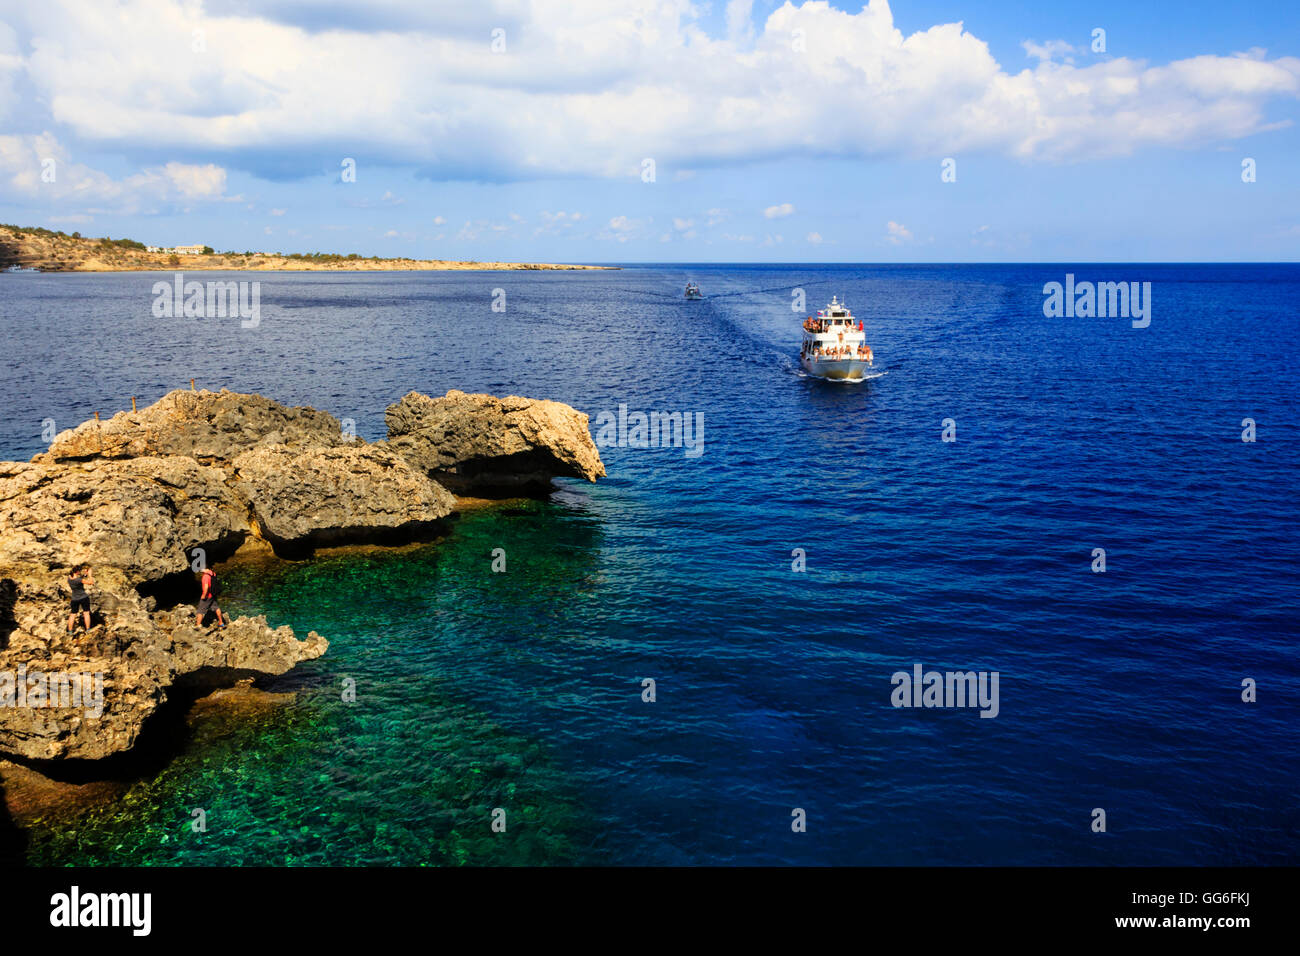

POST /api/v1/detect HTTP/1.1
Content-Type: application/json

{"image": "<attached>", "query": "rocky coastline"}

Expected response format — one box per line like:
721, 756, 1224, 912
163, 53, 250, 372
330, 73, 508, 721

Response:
0, 225, 617, 273
0, 387, 604, 767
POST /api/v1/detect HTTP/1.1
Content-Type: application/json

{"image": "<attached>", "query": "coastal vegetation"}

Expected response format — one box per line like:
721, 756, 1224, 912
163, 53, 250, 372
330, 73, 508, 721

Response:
0, 223, 611, 272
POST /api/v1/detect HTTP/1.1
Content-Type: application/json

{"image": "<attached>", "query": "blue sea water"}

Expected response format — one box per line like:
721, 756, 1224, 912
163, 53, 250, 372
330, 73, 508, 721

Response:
1, 264, 1296, 865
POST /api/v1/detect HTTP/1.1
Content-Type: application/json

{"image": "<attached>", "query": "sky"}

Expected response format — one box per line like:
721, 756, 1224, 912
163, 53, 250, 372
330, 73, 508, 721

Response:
0, 0, 1297, 262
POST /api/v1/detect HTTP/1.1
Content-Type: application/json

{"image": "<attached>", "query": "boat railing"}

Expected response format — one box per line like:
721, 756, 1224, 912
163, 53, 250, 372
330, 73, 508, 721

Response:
804, 343, 874, 361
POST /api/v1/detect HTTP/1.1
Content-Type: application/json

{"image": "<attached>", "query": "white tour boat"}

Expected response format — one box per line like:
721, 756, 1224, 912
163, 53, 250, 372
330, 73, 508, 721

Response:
799, 296, 873, 381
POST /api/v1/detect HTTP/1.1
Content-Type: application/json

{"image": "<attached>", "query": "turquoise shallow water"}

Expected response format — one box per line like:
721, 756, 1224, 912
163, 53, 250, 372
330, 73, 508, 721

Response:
2, 264, 1297, 865
23, 506, 593, 866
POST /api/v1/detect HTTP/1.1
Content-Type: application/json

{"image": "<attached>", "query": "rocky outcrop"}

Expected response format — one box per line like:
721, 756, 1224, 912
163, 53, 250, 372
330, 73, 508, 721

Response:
0, 579, 326, 761
0, 457, 248, 584
383, 389, 606, 492
44, 389, 345, 463
0, 456, 326, 761
0, 386, 602, 763
232, 443, 455, 547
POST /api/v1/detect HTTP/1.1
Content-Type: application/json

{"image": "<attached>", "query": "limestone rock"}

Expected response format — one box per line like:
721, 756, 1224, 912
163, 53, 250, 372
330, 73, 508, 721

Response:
0, 457, 248, 584
44, 388, 346, 463
2, 384, 601, 763
232, 443, 455, 546
0, 577, 326, 762
383, 389, 605, 491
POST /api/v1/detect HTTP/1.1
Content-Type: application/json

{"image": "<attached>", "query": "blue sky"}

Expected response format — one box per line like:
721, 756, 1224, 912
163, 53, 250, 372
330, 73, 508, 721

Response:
1, 0, 1297, 262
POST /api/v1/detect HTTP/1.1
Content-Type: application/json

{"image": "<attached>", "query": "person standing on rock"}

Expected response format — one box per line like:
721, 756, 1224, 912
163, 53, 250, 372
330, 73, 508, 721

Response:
66, 565, 94, 634
196, 566, 228, 629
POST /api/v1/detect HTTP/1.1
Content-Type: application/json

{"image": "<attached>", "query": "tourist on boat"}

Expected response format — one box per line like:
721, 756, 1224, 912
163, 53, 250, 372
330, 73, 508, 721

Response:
196, 566, 228, 629
66, 564, 94, 634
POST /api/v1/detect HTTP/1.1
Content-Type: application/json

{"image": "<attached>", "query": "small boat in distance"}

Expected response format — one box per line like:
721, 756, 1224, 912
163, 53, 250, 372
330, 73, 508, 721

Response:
800, 296, 873, 381
4, 264, 41, 273
684, 281, 703, 300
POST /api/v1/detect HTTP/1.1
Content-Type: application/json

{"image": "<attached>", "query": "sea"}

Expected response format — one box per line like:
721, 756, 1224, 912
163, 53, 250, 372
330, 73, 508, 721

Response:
0, 263, 1296, 865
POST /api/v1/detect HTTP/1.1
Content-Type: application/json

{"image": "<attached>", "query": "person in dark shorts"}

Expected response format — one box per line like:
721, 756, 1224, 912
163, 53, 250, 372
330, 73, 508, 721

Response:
66, 565, 94, 633
195, 566, 227, 628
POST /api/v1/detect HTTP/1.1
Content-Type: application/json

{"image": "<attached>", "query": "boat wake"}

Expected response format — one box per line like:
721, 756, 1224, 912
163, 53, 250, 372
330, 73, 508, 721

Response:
797, 369, 889, 383
790, 362, 889, 381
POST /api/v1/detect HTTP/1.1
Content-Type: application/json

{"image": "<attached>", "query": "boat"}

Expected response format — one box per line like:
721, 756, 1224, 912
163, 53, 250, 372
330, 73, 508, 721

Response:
684, 281, 703, 300
4, 264, 41, 273
799, 296, 873, 381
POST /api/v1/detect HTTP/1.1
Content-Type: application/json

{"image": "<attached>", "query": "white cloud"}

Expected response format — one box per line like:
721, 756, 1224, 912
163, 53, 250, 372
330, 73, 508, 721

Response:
726, 0, 756, 46
599, 214, 650, 241
1023, 40, 1076, 63
456, 218, 512, 240
534, 209, 587, 237
886, 220, 913, 244
155, 162, 226, 199
0, 0, 1294, 193
0, 132, 229, 209
806, 231, 823, 244
669, 215, 698, 238
764, 202, 795, 219
433, 215, 446, 225
270, 208, 287, 216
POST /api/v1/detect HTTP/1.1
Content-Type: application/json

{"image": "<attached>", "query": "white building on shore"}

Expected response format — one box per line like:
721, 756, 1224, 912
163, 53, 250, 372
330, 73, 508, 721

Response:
147, 244, 206, 254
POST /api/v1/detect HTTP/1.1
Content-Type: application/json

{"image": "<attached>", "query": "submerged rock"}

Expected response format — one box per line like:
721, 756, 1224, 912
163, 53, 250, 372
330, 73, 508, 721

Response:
0, 386, 602, 763
383, 389, 606, 492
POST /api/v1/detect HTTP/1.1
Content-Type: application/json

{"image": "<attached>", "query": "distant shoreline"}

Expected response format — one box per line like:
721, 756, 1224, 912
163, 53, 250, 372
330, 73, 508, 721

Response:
18, 262, 619, 273
0, 225, 616, 273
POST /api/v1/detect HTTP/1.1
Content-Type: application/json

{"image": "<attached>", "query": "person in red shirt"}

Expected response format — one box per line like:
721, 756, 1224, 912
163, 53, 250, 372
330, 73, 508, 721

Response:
195, 567, 228, 629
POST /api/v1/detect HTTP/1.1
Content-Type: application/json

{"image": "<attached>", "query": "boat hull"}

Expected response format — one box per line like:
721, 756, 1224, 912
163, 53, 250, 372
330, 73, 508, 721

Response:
801, 357, 872, 380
